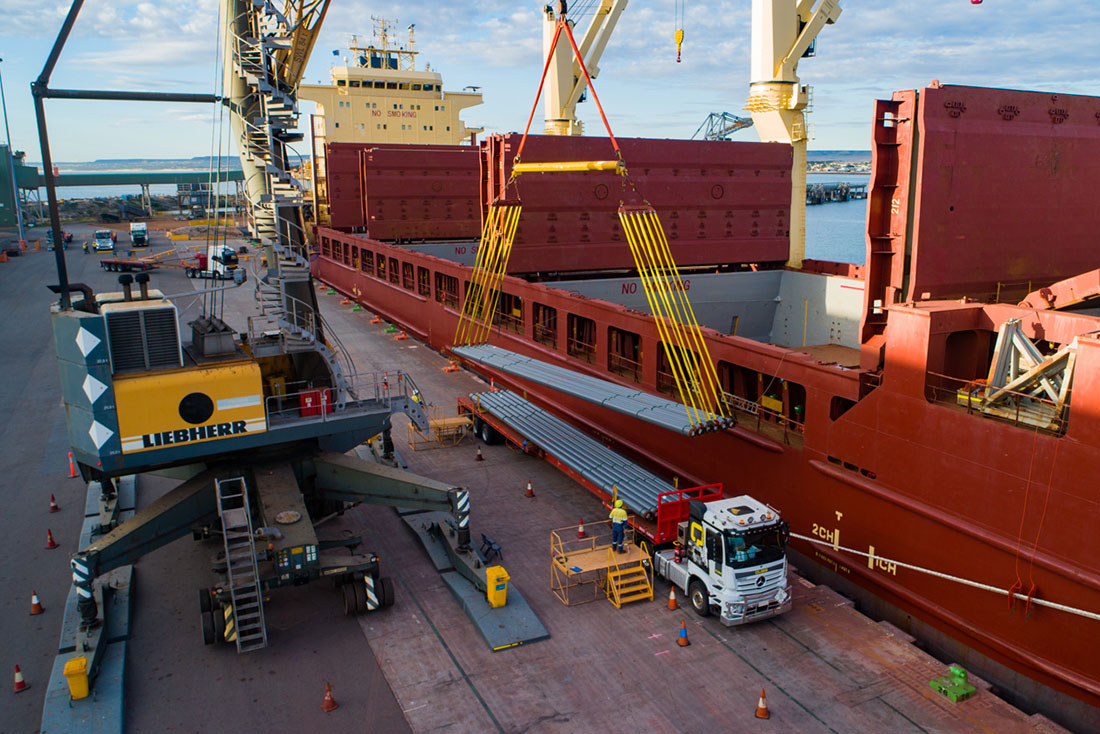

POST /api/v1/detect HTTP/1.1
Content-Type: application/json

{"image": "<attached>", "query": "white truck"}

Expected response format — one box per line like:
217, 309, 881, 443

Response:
93, 230, 116, 253
130, 222, 149, 248
186, 245, 241, 280
653, 495, 792, 626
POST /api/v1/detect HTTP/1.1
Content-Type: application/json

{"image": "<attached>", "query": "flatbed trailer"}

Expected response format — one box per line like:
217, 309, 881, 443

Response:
457, 391, 722, 545
99, 259, 157, 273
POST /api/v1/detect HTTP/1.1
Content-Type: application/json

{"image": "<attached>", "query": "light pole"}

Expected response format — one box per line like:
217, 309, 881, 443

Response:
0, 57, 26, 242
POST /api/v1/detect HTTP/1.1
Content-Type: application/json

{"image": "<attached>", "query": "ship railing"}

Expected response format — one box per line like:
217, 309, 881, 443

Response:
567, 336, 597, 365
609, 352, 643, 383
719, 390, 805, 447
494, 310, 524, 335
533, 323, 557, 349
926, 372, 1067, 435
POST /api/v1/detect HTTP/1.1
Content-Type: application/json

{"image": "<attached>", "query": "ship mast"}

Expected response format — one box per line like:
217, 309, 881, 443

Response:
745, 0, 842, 269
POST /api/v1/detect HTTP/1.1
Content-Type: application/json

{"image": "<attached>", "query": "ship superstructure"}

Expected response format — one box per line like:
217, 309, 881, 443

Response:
300, 18, 484, 147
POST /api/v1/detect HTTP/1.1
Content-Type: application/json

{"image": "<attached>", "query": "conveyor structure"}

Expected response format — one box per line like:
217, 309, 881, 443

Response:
469, 389, 676, 519
453, 344, 734, 435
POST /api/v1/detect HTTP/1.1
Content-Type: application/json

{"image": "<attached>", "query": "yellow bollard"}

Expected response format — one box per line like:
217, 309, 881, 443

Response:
63, 656, 90, 700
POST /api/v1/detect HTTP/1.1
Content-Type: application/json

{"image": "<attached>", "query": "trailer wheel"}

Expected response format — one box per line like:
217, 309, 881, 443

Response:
210, 609, 225, 643
479, 420, 500, 445
198, 588, 212, 613
379, 577, 395, 608
201, 609, 215, 645
473, 417, 484, 436
342, 582, 357, 616
689, 579, 711, 617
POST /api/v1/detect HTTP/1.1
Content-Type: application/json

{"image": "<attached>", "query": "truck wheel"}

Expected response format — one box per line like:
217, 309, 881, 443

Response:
198, 588, 212, 613
379, 577, 395, 608
688, 579, 711, 617
210, 609, 225, 643
353, 578, 367, 614
201, 609, 215, 645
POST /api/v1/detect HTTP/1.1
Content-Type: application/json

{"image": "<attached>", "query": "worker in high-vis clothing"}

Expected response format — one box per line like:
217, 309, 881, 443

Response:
609, 499, 628, 553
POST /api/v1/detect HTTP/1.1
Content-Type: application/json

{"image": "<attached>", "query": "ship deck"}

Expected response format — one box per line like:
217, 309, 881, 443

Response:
4, 223, 1067, 733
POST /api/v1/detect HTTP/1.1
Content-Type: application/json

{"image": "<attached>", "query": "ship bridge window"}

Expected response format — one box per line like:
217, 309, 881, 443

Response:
350, 80, 361, 88
389, 257, 400, 285
494, 292, 524, 335
567, 314, 597, 364
434, 105, 438, 111
376, 256, 386, 281
412, 84, 422, 91
533, 303, 557, 349
608, 326, 642, 383
402, 262, 415, 291
393, 104, 398, 110
351, 247, 359, 270
436, 273, 459, 308
386, 82, 397, 90
400, 83, 410, 91
361, 249, 373, 274
336, 79, 346, 87
656, 343, 700, 396
374, 81, 384, 89
417, 267, 431, 297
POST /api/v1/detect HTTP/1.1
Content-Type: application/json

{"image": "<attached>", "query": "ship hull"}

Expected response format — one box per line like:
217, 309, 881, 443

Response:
313, 230, 1100, 727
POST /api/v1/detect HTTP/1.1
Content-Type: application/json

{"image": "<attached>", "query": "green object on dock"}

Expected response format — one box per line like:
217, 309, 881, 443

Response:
351, 305, 362, 312
385, 324, 398, 333
929, 665, 977, 703
326, 289, 336, 296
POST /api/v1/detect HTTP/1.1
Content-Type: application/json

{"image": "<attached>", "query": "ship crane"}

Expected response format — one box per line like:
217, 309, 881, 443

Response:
543, 0, 629, 135
745, 0, 842, 269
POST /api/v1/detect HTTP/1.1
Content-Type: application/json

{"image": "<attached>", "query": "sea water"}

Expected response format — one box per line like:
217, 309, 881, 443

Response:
803, 173, 869, 265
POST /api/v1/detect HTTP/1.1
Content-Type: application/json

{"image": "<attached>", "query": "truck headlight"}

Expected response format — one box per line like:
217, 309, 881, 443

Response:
726, 601, 745, 617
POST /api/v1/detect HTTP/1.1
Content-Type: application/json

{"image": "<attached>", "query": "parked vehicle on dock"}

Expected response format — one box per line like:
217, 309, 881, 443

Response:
653, 495, 791, 626
93, 230, 115, 253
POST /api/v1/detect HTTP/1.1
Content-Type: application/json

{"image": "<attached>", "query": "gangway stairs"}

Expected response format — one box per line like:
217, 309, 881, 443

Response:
215, 477, 268, 653
607, 554, 654, 609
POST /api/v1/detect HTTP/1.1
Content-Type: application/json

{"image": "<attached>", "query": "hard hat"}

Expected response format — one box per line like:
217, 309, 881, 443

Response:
614, 499, 623, 508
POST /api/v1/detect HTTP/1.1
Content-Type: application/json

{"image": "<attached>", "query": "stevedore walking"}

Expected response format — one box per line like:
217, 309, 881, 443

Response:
609, 499, 628, 553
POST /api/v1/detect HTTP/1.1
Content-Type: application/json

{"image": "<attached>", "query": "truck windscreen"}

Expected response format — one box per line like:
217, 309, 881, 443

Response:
725, 525, 786, 568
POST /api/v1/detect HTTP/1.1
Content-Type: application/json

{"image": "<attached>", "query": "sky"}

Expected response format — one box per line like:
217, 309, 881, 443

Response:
1, 0, 1099, 163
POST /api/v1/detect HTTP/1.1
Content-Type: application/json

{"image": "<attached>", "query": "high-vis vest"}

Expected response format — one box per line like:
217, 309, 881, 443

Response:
609, 507, 628, 525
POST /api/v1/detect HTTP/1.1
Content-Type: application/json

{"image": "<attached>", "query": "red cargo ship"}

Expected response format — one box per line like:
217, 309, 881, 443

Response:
311, 84, 1100, 729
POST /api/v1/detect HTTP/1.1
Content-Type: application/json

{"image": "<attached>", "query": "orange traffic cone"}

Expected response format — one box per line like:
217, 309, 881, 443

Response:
68, 452, 76, 478
49, 494, 60, 513
30, 591, 43, 615
755, 688, 770, 719
677, 620, 691, 646
576, 519, 586, 539
525, 480, 534, 498
46, 529, 58, 549
321, 682, 338, 712
667, 586, 678, 611
475, 446, 484, 462
394, 331, 408, 341
13, 665, 28, 693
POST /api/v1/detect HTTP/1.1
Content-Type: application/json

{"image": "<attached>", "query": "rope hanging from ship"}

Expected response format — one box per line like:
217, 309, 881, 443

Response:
454, 3, 730, 433
789, 531, 1100, 624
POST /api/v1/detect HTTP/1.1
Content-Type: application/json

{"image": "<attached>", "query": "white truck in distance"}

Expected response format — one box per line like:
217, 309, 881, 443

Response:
653, 495, 791, 625
130, 222, 148, 247
93, 230, 116, 252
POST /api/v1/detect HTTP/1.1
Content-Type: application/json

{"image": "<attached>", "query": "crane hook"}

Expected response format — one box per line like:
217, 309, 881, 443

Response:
675, 28, 684, 63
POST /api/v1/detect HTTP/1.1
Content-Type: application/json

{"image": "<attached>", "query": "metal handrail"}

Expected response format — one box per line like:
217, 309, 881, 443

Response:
926, 371, 1067, 434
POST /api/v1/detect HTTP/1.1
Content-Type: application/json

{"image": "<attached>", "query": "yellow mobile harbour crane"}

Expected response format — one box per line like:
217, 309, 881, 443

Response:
34, 0, 517, 695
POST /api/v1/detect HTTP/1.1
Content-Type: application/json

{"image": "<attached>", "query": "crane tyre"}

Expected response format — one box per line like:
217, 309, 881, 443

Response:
353, 577, 367, 614
201, 609, 215, 645
689, 579, 711, 617
342, 582, 357, 616
379, 576, 395, 608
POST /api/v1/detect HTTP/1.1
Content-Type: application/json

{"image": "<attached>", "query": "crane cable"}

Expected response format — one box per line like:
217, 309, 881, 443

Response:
789, 531, 1100, 623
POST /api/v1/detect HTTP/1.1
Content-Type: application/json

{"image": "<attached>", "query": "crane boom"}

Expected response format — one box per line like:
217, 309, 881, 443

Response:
745, 0, 841, 269
274, 0, 332, 89
543, 0, 628, 135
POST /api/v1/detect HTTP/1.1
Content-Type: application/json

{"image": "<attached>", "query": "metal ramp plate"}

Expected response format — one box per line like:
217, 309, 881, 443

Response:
453, 344, 727, 435
470, 389, 676, 518
400, 511, 549, 651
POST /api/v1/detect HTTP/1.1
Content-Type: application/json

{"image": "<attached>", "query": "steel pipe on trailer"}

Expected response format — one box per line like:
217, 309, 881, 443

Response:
471, 390, 669, 517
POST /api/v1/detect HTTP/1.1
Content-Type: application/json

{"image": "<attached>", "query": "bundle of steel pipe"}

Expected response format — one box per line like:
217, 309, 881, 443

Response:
454, 345, 734, 435
472, 390, 675, 518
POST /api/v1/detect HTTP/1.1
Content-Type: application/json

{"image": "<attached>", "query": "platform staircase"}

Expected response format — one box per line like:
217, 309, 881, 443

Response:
606, 546, 653, 609
216, 477, 268, 653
